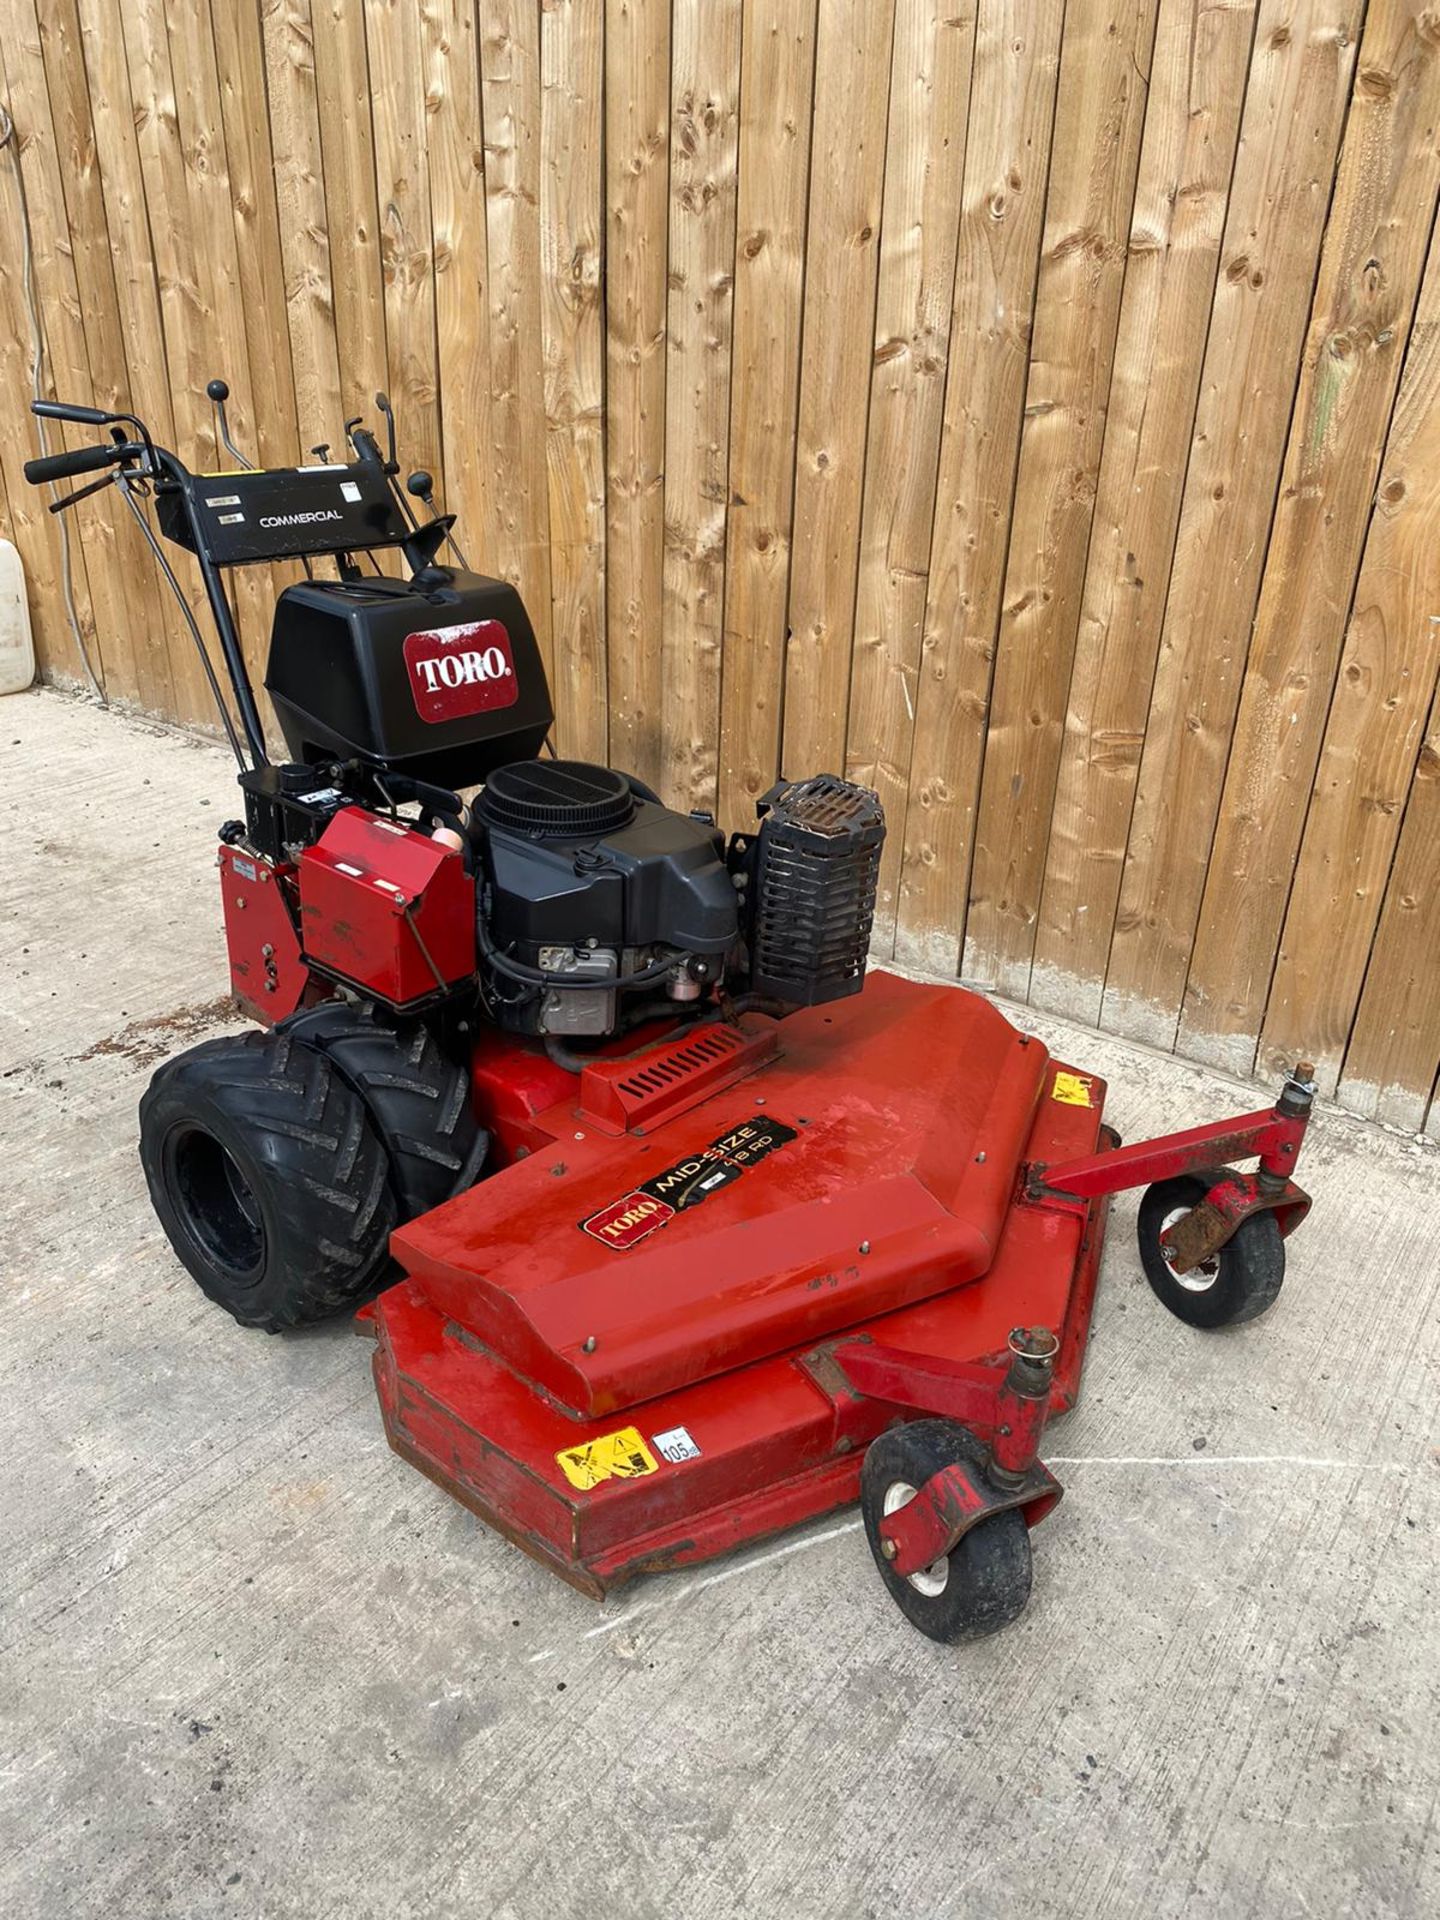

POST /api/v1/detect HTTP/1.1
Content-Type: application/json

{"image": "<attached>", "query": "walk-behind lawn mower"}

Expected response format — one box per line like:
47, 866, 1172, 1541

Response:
25, 383, 1319, 1642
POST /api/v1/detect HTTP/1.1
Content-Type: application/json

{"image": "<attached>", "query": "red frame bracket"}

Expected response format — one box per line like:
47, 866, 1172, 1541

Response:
1026, 1064, 1316, 1272
876, 1455, 1062, 1580
829, 1329, 1064, 1576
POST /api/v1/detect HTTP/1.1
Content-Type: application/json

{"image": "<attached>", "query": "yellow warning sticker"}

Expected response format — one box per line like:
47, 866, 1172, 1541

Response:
1051, 1071, 1094, 1107
555, 1426, 659, 1492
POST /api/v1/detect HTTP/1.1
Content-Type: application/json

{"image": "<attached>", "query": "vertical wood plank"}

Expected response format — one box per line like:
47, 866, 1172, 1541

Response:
260, 0, 344, 451
893, 0, 1067, 974
963, 0, 1162, 995
1180, 0, 1440, 1075
844, 0, 978, 949
1337, 684, 1440, 1129
1260, 215, 1440, 1095
540, 0, 606, 762
779, 0, 896, 782
310, 0, 390, 425
0, 108, 101, 697
365, 0, 444, 484
0, 0, 119, 695
1101, 0, 1364, 1048
121, 0, 215, 468
660, 0, 742, 812
605, 0, 669, 789
75, 0, 222, 726
208, 0, 301, 471
160, 0, 278, 695
425, 0, 494, 559
61, 0, 184, 716
479, 0, 554, 676
716, 0, 818, 830
1031, 0, 1259, 1024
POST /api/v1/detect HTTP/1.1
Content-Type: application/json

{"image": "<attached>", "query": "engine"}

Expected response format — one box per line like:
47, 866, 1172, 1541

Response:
231, 562, 886, 1038
474, 761, 885, 1040
476, 760, 736, 1037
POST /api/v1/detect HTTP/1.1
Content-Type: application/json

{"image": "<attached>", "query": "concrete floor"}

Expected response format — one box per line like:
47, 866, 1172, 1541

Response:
1, 684, 1436, 1920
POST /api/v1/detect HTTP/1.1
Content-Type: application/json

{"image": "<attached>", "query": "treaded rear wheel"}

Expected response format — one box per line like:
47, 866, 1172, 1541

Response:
279, 1001, 486, 1219
139, 1027, 397, 1330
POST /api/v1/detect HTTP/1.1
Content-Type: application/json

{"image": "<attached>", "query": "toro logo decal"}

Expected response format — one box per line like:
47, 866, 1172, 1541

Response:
403, 619, 519, 724
580, 1116, 798, 1253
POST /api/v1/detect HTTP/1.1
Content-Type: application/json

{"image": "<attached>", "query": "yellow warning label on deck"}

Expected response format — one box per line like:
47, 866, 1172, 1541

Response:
555, 1426, 659, 1492
1051, 1071, 1094, 1107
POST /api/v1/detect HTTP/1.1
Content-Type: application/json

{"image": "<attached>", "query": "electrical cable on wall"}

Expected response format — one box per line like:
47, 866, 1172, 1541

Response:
0, 99, 107, 703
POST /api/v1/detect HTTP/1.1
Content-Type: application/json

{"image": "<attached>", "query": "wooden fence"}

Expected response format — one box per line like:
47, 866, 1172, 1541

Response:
1, 0, 1437, 1131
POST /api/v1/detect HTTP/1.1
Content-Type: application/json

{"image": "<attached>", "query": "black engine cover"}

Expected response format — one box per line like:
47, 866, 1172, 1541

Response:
479, 761, 737, 959
265, 569, 553, 788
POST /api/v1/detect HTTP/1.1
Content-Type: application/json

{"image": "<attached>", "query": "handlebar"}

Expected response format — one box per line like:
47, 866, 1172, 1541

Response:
23, 442, 135, 487
32, 400, 118, 427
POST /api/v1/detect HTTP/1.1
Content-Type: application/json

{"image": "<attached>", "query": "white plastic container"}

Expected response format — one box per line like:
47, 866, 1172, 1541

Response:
0, 538, 36, 695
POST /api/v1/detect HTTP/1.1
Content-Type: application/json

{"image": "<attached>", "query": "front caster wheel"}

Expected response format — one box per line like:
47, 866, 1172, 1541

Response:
1137, 1174, 1285, 1329
860, 1420, 1033, 1644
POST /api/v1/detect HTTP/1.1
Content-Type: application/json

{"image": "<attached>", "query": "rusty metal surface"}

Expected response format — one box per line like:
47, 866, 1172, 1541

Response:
1160, 1173, 1313, 1273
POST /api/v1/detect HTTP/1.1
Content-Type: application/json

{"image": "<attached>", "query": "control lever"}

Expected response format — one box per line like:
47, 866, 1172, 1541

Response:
407, 470, 470, 569
374, 391, 399, 473
47, 470, 122, 515
206, 377, 254, 470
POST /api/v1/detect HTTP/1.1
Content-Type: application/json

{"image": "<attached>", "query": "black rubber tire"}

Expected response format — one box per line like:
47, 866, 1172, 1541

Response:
279, 1001, 486, 1219
139, 1027, 398, 1331
861, 1420, 1034, 1644
1137, 1173, 1286, 1329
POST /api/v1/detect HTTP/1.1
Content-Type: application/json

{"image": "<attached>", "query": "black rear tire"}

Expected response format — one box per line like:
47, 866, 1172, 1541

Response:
861, 1420, 1033, 1643
1137, 1173, 1285, 1328
279, 1001, 486, 1218
139, 1028, 397, 1331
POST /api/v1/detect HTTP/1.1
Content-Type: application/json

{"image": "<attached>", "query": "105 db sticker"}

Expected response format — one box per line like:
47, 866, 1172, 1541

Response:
580, 1115, 798, 1253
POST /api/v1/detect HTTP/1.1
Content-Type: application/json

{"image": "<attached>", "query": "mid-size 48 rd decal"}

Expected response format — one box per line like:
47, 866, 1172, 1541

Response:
580, 1116, 798, 1252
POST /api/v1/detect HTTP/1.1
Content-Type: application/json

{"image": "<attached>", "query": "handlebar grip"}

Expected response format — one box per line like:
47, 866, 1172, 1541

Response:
31, 400, 114, 427
23, 443, 125, 486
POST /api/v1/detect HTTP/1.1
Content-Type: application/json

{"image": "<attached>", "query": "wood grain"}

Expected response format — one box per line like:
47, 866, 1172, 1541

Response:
1337, 684, 1440, 1130
479, 0, 554, 677
0, 0, 119, 697
844, 0, 978, 949
1101, 0, 1364, 1049
1179, 0, 1440, 1076
310, 0, 390, 428
716, 0, 818, 831
1261, 211, 1440, 1097
779, 0, 896, 783
1030, 0, 1259, 1026
365, 0, 443, 486
540, 0, 607, 762
660, 0, 742, 813
605, 0, 669, 789
893, 0, 1067, 974
963, 0, 1161, 995
425, 0, 495, 571
260, 0, 345, 452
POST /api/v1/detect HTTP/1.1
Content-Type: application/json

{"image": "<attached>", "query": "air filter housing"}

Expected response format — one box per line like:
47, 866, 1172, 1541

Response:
477, 760, 634, 838
746, 775, 885, 1006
